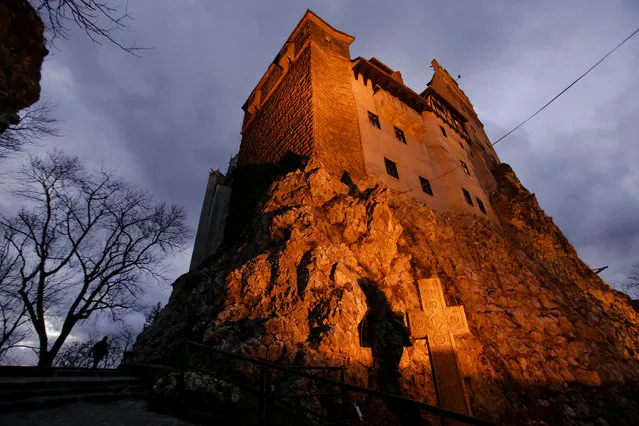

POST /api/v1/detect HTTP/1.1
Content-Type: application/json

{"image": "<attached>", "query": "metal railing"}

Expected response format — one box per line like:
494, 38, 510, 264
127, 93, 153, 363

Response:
178, 341, 494, 426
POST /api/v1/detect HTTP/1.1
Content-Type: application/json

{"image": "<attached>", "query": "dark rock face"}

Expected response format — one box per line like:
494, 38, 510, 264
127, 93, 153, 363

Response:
0, 0, 48, 132
132, 159, 639, 425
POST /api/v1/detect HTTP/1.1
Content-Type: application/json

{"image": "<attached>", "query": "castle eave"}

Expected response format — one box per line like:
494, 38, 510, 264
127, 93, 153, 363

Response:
352, 58, 427, 114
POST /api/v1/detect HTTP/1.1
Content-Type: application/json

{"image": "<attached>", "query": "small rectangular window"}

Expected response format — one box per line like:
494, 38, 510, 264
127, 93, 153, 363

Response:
476, 197, 487, 214
419, 177, 433, 196
368, 112, 381, 129
440, 126, 447, 137
460, 160, 470, 175
462, 188, 473, 206
384, 158, 399, 179
394, 127, 406, 144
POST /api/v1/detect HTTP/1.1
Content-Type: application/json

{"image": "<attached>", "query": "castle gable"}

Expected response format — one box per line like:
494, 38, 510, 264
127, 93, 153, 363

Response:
427, 59, 478, 122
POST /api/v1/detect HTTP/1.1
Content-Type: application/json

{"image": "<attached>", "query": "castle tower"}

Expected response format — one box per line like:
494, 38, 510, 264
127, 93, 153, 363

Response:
238, 10, 366, 179
189, 169, 231, 270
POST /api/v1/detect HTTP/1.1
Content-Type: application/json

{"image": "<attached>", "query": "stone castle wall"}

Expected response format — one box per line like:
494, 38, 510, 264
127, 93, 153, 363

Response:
350, 71, 498, 219
309, 23, 366, 180
237, 45, 314, 167
237, 16, 366, 180
189, 171, 232, 270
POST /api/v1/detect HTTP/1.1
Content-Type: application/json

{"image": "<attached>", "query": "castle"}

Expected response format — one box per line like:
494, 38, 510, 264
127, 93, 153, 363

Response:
136, 10, 639, 424
191, 10, 502, 270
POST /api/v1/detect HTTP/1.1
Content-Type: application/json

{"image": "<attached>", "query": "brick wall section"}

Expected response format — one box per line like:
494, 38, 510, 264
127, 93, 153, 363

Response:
259, 65, 283, 101
309, 23, 366, 179
237, 46, 314, 166
290, 21, 311, 56
238, 17, 367, 179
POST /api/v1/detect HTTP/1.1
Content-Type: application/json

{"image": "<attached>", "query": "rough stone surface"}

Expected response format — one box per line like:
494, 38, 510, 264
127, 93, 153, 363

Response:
0, 0, 48, 132
132, 159, 639, 425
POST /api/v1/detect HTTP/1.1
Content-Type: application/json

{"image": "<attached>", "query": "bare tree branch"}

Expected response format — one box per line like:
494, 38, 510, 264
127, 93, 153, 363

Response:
0, 151, 190, 366
0, 100, 60, 160
0, 232, 32, 363
621, 264, 639, 299
33, 0, 149, 56
53, 325, 136, 368
143, 301, 162, 329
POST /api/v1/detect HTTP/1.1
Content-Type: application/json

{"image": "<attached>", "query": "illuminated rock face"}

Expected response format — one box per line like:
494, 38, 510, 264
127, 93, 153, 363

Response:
134, 159, 639, 425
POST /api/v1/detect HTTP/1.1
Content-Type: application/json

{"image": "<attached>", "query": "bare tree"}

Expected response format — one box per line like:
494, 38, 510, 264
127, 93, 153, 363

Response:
143, 301, 162, 329
0, 235, 31, 363
33, 0, 145, 55
621, 264, 639, 299
0, 101, 60, 160
0, 151, 190, 366
103, 326, 136, 367
54, 326, 136, 368
52, 339, 92, 368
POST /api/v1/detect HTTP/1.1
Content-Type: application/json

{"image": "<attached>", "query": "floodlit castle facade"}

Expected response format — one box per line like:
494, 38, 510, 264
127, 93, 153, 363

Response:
191, 10, 502, 269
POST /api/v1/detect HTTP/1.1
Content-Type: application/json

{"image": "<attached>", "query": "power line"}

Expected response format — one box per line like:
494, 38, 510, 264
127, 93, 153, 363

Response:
399, 24, 639, 194
491, 24, 639, 147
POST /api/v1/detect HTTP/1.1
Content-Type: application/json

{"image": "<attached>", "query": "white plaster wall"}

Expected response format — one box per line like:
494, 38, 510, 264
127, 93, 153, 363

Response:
350, 74, 498, 221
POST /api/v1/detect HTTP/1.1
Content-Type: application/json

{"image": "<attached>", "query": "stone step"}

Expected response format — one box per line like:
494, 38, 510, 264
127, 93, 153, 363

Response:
1, 382, 146, 402
0, 391, 146, 413
0, 366, 137, 378
0, 375, 144, 391
0, 373, 148, 413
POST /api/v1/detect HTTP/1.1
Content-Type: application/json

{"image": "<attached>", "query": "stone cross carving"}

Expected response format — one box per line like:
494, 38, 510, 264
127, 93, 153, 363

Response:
408, 278, 472, 419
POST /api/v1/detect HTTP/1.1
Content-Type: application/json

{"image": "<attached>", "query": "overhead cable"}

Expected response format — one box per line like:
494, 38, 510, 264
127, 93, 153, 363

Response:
490, 25, 639, 147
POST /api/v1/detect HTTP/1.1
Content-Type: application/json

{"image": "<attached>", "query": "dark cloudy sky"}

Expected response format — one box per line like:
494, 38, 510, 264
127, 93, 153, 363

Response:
7, 0, 639, 340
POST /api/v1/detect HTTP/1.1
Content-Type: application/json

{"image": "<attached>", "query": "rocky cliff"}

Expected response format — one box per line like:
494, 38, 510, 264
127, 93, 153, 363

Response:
132, 159, 639, 425
0, 0, 48, 133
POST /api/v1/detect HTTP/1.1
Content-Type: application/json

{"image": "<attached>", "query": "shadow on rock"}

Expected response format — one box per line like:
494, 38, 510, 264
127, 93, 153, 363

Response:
358, 278, 429, 425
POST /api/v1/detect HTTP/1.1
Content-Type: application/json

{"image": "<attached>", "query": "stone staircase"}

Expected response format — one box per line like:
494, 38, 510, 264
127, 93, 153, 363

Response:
0, 367, 146, 413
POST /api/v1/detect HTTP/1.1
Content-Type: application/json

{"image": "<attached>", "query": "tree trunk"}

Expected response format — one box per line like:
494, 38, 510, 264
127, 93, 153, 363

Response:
41, 320, 76, 367
34, 319, 49, 367
37, 350, 53, 367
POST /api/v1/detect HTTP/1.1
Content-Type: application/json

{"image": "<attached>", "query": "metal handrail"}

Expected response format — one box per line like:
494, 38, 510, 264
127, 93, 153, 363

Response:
179, 340, 495, 426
